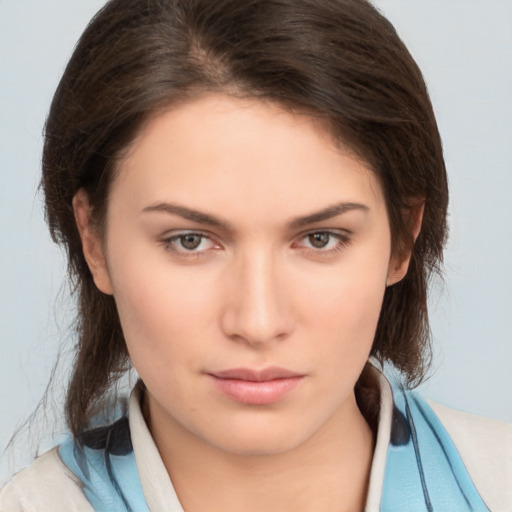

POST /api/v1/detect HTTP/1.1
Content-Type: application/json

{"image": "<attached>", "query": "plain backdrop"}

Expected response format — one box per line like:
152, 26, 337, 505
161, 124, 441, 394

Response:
1, 0, 511, 482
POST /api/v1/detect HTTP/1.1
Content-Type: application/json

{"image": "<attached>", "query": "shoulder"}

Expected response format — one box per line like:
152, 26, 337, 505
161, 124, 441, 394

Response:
374, 374, 512, 512
0, 447, 94, 512
428, 399, 512, 512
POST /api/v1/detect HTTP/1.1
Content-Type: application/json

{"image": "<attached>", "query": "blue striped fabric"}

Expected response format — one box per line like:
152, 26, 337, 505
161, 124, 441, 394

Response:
58, 388, 490, 511
381, 388, 490, 511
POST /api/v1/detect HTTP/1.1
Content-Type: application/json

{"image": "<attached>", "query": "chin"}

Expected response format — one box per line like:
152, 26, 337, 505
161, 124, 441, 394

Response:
201, 414, 318, 458
214, 433, 305, 457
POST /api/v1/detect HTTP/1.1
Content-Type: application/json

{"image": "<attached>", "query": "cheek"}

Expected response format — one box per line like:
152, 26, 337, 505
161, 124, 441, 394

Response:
106, 249, 220, 376
306, 276, 385, 354
294, 246, 390, 364
302, 254, 388, 326
295, 268, 387, 405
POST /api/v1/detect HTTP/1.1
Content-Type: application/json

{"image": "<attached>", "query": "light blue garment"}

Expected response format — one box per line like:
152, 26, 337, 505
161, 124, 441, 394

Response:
59, 417, 150, 512
59, 390, 489, 511
381, 388, 490, 511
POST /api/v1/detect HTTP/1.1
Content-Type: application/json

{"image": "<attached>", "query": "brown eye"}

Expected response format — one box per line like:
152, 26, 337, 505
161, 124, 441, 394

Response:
180, 233, 203, 250
294, 230, 350, 255
162, 231, 220, 256
308, 232, 330, 248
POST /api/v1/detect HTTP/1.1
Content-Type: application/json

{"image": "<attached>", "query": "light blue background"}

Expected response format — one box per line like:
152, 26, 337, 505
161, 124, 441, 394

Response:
1, 0, 511, 481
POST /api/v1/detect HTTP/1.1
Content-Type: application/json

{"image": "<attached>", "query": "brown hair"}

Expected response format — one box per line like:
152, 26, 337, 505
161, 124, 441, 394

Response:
42, 0, 448, 436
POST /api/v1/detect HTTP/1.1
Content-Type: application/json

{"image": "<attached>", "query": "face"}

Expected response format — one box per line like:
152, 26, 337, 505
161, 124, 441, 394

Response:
75, 94, 409, 456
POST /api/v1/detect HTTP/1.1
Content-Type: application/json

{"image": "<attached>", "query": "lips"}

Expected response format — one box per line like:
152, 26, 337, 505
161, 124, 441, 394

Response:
211, 367, 303, 381
208, 367, 305, 405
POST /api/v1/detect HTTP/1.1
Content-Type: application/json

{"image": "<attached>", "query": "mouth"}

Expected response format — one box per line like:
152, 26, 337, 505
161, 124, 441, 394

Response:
207, 367, 305, 405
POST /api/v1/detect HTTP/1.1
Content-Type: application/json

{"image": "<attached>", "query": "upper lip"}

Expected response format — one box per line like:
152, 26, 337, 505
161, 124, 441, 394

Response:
209, 367, 304, 381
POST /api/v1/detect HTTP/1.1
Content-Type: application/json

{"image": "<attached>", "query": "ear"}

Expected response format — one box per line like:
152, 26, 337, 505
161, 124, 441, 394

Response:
386, 198, 425, 286
73, 189, 114, 295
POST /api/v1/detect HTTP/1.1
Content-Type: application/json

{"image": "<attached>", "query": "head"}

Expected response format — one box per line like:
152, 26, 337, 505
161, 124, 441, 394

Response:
42, 0, 448, 438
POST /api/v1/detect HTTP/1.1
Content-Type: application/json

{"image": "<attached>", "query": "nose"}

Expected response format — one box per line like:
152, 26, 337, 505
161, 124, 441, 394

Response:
220, 249, 294, 347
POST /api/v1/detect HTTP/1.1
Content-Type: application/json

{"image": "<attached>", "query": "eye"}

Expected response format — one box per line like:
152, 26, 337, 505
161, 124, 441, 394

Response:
162, 232, 219, 254
177, 233, 204, 250
294, 230, 350, 253
307, 232, 332, 249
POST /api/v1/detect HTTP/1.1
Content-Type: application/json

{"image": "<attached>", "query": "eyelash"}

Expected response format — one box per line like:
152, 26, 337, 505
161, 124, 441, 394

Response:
160, 230, 351, 259
294, 231, 351, 256
160, 232, 219, 259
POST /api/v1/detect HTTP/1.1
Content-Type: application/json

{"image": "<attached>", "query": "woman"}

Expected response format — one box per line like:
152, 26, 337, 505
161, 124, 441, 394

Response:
2, 0, 510, 510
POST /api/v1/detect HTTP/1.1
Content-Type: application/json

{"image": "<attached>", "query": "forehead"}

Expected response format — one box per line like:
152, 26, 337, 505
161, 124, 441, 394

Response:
112, 93, 385, 226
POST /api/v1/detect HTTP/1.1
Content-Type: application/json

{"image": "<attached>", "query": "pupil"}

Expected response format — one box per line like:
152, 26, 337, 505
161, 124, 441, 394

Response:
181, 234, 202, 250
309, 232, 329, 248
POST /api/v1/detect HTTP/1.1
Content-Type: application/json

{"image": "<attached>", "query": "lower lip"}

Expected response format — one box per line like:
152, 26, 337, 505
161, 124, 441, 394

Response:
209, 376, 304, 405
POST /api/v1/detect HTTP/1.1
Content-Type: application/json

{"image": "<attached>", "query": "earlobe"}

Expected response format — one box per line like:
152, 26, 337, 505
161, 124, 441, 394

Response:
386, 198, 425, 287
72, 190, 114, 295
386, 259, 410, 287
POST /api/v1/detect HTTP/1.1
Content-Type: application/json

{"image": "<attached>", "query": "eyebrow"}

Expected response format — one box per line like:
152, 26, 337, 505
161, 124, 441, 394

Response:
142, 202, 231, 229
288, 202, 369, 229
142, 201, 369, 231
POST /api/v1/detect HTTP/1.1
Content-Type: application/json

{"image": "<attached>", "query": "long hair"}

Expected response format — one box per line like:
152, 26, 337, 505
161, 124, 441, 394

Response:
42, 0, 448, 436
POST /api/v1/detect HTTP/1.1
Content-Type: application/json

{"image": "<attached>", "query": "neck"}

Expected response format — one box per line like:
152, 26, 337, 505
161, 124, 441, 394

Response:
144, 392, 375, 512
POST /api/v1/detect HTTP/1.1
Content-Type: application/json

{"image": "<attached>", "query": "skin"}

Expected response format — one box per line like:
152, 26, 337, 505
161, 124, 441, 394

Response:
74, 94, 418, 511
